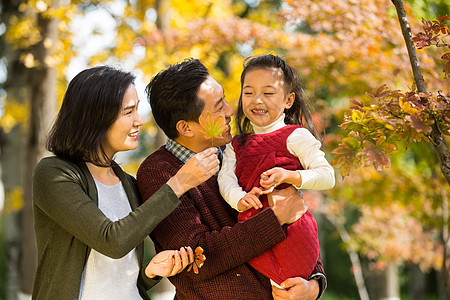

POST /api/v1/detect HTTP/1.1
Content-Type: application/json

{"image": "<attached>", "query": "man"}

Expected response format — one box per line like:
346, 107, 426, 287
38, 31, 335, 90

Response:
137, 58, 326, 299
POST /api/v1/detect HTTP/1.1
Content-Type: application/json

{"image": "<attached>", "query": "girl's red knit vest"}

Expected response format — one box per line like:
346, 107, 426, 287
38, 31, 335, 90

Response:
231, 125, 319, 285
231, 125, 304, 192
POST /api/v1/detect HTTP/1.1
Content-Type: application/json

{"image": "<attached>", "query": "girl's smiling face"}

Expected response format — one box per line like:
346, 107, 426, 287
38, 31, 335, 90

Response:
242, 68, 294, 128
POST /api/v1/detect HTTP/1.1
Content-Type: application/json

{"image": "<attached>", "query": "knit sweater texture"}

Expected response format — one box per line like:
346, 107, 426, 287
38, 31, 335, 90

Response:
32, 156, 180, 299
137, 146, 324, 299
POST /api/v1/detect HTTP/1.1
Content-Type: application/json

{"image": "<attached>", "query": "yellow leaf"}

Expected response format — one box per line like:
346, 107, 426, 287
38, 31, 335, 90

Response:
351, 110, 363, 122
4, 187, 24, 215
198, 112, 227, 140
0, 100, 29, 133
399, 98, 419, 114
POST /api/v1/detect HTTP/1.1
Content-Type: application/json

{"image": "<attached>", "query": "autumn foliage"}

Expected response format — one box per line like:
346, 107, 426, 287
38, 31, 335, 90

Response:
332, 84, 450, 177
2, 0, 449, 297
412, 16, 450, 77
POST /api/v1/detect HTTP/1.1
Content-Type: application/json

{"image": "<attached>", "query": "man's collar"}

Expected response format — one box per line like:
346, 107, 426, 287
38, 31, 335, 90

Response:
165, 138, 224, 167
165, 138, 196, 164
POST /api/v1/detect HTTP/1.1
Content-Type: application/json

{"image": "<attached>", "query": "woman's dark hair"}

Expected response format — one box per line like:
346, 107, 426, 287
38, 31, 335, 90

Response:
146, 58, 208, 139
47, 65, 136, 166
235, 54, 319, 144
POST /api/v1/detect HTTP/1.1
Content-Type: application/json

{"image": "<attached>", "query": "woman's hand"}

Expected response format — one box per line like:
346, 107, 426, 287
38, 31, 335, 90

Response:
167, 147, 220, 197
145, 246, 194, 278
272, 277, 319, 300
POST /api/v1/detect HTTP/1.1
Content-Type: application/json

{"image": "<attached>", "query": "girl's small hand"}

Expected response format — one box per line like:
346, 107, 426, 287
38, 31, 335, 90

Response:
146, 246, 194, 278
237, 188, 264, 211
260, 167, 288, 190
168, 147, 220, 197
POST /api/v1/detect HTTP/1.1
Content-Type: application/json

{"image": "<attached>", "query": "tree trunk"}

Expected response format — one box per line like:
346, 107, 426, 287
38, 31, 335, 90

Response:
383, 263, 400, 300
154, 0, 170, 32
150, 0, 170, 149
364, 263, 400, 300
408, 265, 426, 300
1, 127, 25, 300
324, 212, 370, 300
20, 2, 59, 296
391, 1, 450, 298
442, 186, 450, 300
1, 1, 33, 298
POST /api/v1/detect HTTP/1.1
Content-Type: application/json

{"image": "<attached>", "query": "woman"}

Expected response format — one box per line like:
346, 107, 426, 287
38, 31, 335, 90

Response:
32, 65, 220, 299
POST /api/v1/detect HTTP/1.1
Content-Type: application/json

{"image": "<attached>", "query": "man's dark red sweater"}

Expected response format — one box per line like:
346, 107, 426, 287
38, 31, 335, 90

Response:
137, 146, 324, 299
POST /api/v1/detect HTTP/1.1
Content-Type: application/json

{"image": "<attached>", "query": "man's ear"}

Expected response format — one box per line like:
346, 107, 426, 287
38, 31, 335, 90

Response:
176, 120, 195, 137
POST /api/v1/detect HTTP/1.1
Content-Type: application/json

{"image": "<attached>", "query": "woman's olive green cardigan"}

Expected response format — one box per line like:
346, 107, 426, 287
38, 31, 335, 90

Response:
32, 156, 181, 299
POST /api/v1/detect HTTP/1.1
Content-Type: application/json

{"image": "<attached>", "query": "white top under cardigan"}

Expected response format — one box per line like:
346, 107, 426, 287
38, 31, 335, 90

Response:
79, 179, 142, 300
218, 114, 335, 210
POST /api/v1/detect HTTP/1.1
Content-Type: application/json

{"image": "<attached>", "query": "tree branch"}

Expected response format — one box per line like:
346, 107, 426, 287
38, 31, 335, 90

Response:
325, 213, 370, 300
391, 0, 427, 94
391, 0, 450, 186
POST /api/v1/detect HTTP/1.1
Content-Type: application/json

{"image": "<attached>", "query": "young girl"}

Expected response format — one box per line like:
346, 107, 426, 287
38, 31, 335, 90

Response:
218, 54, 335, 287
32, 65, 220, 299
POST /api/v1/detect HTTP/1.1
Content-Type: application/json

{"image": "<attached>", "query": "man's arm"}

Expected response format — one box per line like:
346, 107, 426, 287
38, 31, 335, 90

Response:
137, 156, 292, 282
272, 258, 327, 300
272, 277, 319, 300
308, 257, 327, 299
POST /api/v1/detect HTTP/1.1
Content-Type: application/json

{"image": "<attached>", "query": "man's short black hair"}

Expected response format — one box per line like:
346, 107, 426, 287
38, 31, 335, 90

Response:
146, 58, 209, 139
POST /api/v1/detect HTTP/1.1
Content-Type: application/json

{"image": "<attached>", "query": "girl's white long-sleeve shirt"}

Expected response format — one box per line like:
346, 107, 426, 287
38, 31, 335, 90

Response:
218, 114, 335, 210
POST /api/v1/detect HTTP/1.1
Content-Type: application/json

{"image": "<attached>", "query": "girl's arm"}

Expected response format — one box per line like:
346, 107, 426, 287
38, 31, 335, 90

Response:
287, 128, 335, 190
217, 143, 247, 210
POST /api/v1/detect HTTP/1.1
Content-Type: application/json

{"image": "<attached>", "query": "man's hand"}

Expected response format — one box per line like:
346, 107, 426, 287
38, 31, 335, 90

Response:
268, 186, 307, 225
272, 277, 319, 300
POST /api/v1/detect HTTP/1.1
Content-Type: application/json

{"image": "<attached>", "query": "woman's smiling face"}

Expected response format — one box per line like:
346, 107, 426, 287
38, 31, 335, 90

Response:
102, 84, 143, 158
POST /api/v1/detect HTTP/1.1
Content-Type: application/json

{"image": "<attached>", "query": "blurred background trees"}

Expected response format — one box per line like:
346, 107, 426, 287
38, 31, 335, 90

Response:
0, 0, 448, 299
